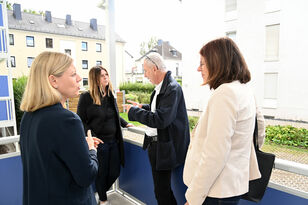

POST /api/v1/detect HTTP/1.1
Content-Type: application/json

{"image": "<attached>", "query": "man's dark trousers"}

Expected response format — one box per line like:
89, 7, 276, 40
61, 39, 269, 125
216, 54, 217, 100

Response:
148, 142, 177, 205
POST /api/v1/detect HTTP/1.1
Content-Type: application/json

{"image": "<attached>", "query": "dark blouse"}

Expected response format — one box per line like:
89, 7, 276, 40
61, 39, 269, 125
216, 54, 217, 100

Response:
77, 91, 128, 142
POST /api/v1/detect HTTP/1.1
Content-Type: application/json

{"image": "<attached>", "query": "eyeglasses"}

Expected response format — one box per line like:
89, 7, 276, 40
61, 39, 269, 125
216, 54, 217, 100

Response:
145, 55, 158, 69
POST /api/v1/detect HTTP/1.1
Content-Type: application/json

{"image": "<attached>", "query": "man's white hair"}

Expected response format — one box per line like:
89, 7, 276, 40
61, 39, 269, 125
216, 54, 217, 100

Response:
144, 52, 166, 71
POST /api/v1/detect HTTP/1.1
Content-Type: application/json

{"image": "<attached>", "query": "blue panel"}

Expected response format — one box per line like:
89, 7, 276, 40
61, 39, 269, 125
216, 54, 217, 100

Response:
119, 142, 156, 204
0, 4, 3, 27
119, 142, 187, 205
0, 156, 23, 205
0, 101, 8, 121
239, 187, 308, 205
0, 75, 9, 97
2, 29, 6, 52
0, 30, 2, 52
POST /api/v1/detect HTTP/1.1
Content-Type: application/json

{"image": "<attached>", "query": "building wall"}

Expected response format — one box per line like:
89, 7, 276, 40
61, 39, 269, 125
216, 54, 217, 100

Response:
181, 0, 308, 121
0, 29, 126, 88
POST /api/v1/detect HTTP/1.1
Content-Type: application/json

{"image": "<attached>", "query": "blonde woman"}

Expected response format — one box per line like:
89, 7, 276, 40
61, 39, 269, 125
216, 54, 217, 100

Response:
20, 51, 102, 205
77, 66, 132, 205
183, 38, 261, 205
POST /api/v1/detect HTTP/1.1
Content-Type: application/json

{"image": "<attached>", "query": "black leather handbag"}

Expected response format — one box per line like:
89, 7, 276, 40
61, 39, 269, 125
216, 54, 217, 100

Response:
242, 117, 276, 202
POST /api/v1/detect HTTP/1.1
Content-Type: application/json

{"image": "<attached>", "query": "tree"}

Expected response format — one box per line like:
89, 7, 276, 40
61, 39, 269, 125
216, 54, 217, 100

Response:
139, 37, 158, 56
97, 0, 106, 10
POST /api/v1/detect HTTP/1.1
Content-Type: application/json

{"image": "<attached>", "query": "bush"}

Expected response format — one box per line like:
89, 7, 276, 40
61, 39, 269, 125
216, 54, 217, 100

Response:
188, 116, 199, 131
120, 82, 155, 94
13, 76, 28, 133
125, 91, 151, 104
266, 125, 308, 148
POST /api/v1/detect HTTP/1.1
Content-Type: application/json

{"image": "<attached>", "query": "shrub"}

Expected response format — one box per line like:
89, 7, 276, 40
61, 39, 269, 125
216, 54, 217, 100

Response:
13, 76, 28, 133
120, 82, 154, 94
266, 125, 308, 148
188, 116, 199, 131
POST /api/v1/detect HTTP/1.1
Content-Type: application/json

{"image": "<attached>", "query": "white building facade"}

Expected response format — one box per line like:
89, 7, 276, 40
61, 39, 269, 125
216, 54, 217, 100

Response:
181, 0, 308, 121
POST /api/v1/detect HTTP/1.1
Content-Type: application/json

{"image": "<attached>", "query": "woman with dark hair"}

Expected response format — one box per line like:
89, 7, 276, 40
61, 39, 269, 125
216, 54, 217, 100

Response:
183, 38, 262, 205
77, 66, 132, 205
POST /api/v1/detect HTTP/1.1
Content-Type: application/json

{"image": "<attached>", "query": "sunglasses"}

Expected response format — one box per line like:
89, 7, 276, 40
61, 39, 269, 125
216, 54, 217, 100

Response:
145, 55, 158, 69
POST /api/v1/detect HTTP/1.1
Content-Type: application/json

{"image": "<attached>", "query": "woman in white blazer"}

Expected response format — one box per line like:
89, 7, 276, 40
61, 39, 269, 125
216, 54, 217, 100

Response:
183, 37, 262, 205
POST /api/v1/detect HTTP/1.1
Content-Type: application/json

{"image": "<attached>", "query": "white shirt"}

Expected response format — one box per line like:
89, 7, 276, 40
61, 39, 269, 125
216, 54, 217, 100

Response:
145, 81, 163, 136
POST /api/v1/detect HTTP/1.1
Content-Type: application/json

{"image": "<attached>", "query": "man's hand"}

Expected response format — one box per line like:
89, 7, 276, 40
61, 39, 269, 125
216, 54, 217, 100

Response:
123, 100, 142, 113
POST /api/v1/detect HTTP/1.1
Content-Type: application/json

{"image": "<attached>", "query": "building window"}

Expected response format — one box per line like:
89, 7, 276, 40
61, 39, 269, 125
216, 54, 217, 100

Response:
9, 34, 14, 45
96, 43, 102, 52
265, 24, 280, 61
8, 56, 16, 67
226, 31, 236, 42
26, 36, 34, 47
82, 60, 88, 69
81, 42, 88, 51
225, 0, 237, 12
65, 49, 71, 55
46, 38, 53, 48
27, 57, 34, 68
96, 60, 102, 65
264, 73, 278, 99
83, 78, 88, 86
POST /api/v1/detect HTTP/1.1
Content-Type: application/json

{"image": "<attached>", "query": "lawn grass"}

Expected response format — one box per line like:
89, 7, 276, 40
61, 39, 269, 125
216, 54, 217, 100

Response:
120, 112, 142, 126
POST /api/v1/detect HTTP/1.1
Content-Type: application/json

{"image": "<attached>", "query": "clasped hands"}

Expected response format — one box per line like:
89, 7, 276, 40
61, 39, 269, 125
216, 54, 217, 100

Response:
123, 100, 142, 113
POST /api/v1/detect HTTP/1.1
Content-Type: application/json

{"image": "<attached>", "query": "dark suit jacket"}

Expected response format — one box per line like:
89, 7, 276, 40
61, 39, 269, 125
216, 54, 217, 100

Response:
77, 91, 127, 166
20, 103, 98, 205
128, 71, 190, 170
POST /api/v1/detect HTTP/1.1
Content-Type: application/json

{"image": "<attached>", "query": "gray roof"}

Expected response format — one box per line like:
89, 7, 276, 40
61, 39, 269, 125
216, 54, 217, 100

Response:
7, 10, 125, 42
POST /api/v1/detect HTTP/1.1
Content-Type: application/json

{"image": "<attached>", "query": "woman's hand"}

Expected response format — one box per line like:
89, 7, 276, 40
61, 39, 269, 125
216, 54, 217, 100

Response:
86, 130, 103, 150
86, 130, 95, 150
92, 137, 103, 148
126, 123, 134, 128
184, 202, 189, 205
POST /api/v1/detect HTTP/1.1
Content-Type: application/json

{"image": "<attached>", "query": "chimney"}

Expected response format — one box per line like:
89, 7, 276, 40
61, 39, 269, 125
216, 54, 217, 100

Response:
45, 11, 52, 23
90, 18, 97, 31
13, 4, 22, 20
66, 14, 72, 25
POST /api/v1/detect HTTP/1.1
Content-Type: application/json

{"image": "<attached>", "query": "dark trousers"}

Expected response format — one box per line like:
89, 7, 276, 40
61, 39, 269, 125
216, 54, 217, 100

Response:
96, 141, 121, 201
202, 195, 241, 205
148, 142, 177, 205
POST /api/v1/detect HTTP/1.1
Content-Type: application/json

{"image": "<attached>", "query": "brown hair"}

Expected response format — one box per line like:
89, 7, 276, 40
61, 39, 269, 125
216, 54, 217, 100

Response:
88, 66, 113, 105
200, 37, 251, 89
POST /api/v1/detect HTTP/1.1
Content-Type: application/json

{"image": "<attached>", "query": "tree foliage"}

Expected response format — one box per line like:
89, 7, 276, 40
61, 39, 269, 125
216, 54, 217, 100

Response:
139, 36, 158, 55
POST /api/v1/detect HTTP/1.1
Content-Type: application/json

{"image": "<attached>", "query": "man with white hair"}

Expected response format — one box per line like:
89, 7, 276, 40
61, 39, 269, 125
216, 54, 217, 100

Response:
125, 52, 190, 205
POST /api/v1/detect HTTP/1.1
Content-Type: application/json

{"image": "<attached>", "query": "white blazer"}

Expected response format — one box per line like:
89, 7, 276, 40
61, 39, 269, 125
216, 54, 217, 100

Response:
183, 81, 261, 205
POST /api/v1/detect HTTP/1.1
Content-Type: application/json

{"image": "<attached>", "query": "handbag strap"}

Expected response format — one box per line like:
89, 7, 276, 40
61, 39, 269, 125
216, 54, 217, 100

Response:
253, 117, 259, 151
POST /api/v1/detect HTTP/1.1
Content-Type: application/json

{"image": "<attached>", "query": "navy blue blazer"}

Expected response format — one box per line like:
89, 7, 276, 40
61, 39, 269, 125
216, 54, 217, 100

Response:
20, 103, 98, 205
128, 71, 190, 170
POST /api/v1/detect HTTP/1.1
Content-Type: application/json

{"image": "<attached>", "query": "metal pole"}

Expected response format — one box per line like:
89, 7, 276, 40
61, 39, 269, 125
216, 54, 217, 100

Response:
106, 0, 117, 90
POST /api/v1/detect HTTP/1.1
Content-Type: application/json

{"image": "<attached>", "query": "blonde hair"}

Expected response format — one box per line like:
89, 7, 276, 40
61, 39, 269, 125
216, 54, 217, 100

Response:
20, 51, 73, 112
88, 66, 113, 105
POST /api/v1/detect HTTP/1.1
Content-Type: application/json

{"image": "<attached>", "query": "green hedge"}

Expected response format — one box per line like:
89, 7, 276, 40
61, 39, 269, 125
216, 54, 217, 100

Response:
125, 91, 151, 104
187, 117, 308, 149
188, 116, 199, 131
13, 76, 28, 133
120, 82, 154, 94
266, 125, 308, 148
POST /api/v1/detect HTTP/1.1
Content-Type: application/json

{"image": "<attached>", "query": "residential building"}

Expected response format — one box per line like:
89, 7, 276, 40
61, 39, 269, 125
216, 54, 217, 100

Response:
181, 0, 308, 122
0, 3, 126, 89
126, 39, 182, 83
